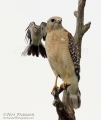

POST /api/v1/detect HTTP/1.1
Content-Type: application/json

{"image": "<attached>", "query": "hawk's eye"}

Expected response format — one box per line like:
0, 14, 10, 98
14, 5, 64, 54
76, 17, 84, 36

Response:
51, 19, 55, 22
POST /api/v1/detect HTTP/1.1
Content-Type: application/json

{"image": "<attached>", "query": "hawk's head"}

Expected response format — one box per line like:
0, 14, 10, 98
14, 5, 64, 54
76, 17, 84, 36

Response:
47, 16, 62, 31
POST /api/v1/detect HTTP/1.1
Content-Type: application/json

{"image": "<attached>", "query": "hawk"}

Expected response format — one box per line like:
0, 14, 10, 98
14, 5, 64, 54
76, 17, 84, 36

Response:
22, 22, 47, 58
45, 16, 81, 109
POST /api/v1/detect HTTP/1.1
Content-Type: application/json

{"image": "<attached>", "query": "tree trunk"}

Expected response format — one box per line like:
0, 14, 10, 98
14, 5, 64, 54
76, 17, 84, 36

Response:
52, 0, 91, 120
74, 0, 91, 57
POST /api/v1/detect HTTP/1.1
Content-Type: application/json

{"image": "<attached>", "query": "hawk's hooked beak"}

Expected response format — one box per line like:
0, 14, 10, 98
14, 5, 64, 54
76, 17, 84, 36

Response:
56, 18, 62, 24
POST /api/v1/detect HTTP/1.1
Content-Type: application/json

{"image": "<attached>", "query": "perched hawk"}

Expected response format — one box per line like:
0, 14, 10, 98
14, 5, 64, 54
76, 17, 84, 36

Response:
45, 16, 81, 109
22, 22, 47, 58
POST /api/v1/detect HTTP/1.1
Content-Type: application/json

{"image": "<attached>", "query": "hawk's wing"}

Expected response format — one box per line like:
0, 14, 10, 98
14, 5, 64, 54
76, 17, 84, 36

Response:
68, 32, 80, 81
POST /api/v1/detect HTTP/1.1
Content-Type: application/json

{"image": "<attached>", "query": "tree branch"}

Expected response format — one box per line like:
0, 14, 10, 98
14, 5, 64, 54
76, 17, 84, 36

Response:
61, 0, 91, 120
74, 0, 91, 57
74, 11, 78, 18
82, 22, 91, 35
52, 0, 91, 120
52, 85, 75, 120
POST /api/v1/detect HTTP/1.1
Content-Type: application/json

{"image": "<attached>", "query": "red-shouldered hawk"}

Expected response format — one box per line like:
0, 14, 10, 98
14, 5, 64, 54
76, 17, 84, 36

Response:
45, 16, 81, 109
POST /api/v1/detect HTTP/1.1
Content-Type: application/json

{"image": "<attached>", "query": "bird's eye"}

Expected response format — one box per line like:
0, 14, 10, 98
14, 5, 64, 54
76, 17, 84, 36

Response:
51, 19, 55, 22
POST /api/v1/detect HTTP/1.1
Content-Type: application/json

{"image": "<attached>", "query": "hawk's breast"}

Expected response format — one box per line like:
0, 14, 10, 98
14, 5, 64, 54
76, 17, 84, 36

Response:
45, 29, 75, 79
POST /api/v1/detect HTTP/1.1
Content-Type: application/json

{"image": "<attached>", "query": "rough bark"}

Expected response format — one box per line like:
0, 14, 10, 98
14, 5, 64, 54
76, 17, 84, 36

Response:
74, 0, 91, 57
52, 85, 75, 120
52, 0, 91, 120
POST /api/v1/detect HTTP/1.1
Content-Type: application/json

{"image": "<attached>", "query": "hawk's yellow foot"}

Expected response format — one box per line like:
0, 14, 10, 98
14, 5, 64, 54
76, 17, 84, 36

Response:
51, 86, 59, 95
60, 82, 71, 90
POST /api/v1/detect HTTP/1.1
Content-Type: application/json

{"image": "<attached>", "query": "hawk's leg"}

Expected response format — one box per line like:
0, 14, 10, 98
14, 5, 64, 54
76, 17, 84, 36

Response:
51, 75, 59, 95
60, 74, 70, 89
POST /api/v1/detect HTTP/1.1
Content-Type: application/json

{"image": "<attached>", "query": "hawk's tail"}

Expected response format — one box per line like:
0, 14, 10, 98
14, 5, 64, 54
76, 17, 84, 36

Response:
70, 90, 81, 109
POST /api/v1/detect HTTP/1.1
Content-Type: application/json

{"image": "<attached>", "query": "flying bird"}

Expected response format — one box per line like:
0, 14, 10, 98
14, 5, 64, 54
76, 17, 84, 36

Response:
45, 16, 81, 109
40, 22, 47, 41
22, 22, 47, 58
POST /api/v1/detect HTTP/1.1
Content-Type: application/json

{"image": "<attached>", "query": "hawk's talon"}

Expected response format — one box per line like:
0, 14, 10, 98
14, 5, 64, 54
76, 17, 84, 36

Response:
60, 83, 71, 90
51, 86, 59, 95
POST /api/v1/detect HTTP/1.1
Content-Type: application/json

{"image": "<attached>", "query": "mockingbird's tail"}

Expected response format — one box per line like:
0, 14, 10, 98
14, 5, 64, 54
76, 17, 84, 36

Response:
22, 43, 47, 58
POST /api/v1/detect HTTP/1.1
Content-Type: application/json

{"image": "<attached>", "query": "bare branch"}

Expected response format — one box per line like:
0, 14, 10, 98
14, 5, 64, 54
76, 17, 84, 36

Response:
82, 22, 91, 35
61, 0, 91, 120
74, 11, 78, 17
51, 1, 91, 120
74, 0, 91, 57
52, 85, 75, 120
